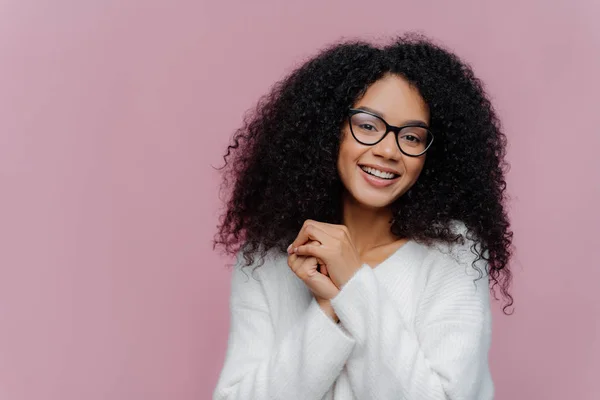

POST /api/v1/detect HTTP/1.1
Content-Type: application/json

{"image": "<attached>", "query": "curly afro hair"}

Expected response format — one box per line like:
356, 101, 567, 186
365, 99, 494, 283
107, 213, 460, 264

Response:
214, 34, 514, 311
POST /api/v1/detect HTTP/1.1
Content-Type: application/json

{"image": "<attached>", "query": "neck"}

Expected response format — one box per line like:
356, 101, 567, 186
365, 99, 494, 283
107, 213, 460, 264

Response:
341, 191, 399, 256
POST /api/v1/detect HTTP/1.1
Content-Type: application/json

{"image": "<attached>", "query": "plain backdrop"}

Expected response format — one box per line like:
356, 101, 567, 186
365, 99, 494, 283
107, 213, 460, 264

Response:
0, 0, 599, 399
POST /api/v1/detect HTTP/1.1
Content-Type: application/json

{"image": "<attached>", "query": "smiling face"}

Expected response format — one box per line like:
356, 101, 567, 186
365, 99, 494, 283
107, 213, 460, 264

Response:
337, 74, 430, 209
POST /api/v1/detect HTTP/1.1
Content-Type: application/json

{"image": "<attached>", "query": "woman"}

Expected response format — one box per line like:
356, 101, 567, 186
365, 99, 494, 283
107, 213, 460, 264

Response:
213, 34, 513, 400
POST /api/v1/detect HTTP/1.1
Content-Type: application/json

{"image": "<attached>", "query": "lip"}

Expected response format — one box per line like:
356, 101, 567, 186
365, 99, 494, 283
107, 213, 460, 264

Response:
358, 165, 400, 188
358, 163, 401, 175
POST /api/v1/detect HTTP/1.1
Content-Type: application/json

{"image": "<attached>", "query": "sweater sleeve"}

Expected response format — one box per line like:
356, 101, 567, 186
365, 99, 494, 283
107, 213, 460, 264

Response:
329, 244, 494, 400
213, 253, 356, 400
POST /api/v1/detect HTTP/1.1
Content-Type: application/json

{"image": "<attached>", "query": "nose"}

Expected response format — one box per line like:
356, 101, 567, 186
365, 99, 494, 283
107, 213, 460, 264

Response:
371, 131, 401, 161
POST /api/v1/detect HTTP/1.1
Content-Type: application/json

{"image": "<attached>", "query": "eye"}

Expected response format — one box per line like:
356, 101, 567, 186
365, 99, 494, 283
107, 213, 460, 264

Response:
400, 134, 421, 143
358, 123, 377, 131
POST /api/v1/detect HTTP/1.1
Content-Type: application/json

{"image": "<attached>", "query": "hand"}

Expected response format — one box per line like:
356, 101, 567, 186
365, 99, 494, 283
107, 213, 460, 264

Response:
288, 220, 362, 289
287, 240, 340, 301
316, 296, 339, 323
288, 240, 340, 322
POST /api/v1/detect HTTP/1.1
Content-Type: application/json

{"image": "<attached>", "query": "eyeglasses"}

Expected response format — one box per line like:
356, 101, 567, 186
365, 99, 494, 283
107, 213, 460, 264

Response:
348, 108, 434, 157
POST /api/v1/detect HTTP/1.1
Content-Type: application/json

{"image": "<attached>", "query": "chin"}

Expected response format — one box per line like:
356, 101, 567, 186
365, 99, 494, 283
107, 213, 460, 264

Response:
350, 190, 399, 210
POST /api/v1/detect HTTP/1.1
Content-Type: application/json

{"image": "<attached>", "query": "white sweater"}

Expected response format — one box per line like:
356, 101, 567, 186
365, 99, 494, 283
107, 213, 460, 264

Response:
213, 228, 494, 400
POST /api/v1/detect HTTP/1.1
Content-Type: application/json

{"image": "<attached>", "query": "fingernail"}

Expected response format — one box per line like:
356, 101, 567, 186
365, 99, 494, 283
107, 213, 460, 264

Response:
287, 244, 292, 253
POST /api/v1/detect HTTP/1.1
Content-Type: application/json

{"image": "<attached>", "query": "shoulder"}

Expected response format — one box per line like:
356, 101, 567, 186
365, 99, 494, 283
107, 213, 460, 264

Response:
418, 220, 490, 296
230, 245, 293, 290
412, 222, 492, 327
228, 246, 291, 307
232, 245, 286, 277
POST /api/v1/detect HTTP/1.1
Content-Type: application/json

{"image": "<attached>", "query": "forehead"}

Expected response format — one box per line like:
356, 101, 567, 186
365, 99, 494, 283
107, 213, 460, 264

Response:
354, 74, 430, 125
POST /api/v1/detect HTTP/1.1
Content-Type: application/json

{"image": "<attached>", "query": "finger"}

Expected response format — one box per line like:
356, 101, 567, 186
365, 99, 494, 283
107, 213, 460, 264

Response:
306, 240, 324, 273
290, 222, 330, 253
289, 253, 320, 275
287, 253, 300, 272
307, 240, 320, 249
290, 253, 339, 299
295, 256, 319, 280
294, 242, 325, 260
288, 239, 319, 265
303, 267, 340, 300
308, 222, 350, 238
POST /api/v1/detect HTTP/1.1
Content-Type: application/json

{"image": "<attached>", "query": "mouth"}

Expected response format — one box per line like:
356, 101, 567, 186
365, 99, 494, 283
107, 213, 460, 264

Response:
359, 165, 400, 180
358, 165, 401, 188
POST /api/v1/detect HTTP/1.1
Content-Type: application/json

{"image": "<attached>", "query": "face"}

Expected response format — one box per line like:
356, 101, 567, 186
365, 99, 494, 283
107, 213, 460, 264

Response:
337, 74, 430, 209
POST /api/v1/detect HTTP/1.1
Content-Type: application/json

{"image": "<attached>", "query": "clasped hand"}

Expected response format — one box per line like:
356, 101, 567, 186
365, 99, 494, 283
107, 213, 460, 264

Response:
286, 219, 362, 300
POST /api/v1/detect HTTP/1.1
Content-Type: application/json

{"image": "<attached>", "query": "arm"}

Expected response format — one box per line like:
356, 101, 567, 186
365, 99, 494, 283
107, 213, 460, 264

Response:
330, 248, 493, 400
213, 253, 356, 400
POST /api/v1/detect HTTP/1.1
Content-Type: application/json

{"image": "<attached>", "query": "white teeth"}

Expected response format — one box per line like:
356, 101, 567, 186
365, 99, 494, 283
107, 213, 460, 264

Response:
360, 166, 397, 180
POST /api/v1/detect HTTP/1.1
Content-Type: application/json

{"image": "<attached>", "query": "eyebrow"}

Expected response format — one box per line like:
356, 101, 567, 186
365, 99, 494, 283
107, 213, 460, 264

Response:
355, 106, 429, 127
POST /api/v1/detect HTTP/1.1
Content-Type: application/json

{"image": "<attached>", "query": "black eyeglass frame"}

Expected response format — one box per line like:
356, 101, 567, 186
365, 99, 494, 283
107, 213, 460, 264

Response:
347, 108, 435, 157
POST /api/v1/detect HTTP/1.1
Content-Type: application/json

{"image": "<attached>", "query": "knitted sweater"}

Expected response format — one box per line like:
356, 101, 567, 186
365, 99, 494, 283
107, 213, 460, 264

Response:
213, 227, 494, 400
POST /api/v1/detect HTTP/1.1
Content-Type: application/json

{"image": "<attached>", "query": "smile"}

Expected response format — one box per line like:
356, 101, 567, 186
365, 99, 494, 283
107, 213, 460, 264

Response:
360, 165, 398, 179
358, 165, 401, 188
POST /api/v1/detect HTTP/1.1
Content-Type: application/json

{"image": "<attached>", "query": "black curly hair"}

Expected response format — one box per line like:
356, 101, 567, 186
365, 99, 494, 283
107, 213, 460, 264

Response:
213, 33, 514, 312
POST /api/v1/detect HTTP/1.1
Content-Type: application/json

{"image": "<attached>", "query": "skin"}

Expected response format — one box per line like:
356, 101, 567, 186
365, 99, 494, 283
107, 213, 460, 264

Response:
287, 74, 430, 322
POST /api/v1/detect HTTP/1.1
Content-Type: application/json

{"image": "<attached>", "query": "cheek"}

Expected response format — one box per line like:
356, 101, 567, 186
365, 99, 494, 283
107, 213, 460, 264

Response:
337, 133, 358, 170
337, 147, 352, 181
404, 157, 426, 181
340, 131, 365, 158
